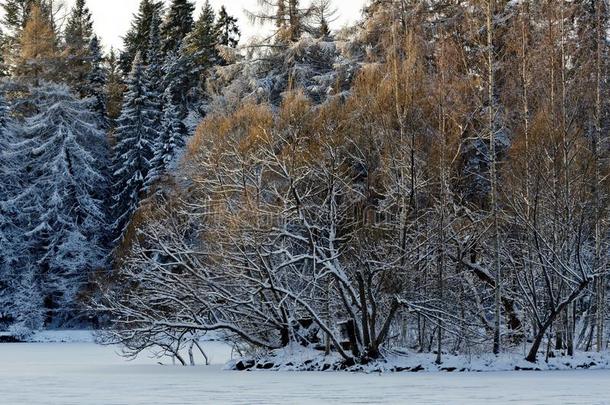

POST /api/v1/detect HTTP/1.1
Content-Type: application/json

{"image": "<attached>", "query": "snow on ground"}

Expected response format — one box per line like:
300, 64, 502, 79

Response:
1, 333, 610, 404
227, 343, 610, 373
27, 329, 98, 343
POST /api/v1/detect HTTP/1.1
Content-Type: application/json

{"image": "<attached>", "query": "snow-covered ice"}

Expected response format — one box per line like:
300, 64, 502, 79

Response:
1, 335, 610, 404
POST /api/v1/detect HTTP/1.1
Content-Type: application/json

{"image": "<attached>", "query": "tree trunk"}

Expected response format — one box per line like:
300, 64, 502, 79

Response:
486, 0, 501, 356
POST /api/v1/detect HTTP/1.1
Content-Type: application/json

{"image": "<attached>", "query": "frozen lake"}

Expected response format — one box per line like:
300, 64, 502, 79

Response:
1, 341, 610, 404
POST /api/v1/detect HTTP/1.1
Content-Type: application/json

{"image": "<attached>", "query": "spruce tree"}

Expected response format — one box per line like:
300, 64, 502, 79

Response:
145, 86, 186, 189
161, 0, 195, 55
63, 0, 94, 96
144, 10, 164, 111
120, 0, 164, 74
64, 0, 93, 50
106, 49, 125, 123
215, 6, 240, 49
0, 93, 17, 307
145, 46, 191, 189
185, 0, 219, 73
112, 52, 159, 238
0, 89, 44, 332
162, 42, 195, 121
15, 84, 109, 326
83, 35, 108, 125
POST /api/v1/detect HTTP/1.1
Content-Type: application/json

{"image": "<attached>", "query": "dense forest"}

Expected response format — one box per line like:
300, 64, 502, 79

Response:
1, 0, 610, 367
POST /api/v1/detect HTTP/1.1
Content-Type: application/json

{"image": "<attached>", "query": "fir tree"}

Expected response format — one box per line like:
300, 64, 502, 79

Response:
185, 0, 219, 73
120, 0, 164, 74
83, 35, 108, 125
2, 99, 44, 333
161, 0, 195, 55
106, 49, 125, 123
0, 93, 17, 302
6, 269, 45, 336
112, 52, 159, 238
145, 86, 186, 189
162, 42, 196, 120
64, 0, 93, 50
215, 6, 240, 49
144, 10, 164, 110
15, 84, 109, 326
63, 0, 94, 96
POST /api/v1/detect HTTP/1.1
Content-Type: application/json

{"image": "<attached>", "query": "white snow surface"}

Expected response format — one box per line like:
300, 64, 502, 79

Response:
1, 332, 610, 404
226, 343, 610, 373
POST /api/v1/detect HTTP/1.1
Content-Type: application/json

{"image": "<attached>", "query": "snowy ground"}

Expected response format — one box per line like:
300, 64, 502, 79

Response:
1, 334, 610, 404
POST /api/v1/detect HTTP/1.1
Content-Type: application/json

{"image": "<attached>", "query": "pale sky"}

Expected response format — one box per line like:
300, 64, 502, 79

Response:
60, 0, 368, 51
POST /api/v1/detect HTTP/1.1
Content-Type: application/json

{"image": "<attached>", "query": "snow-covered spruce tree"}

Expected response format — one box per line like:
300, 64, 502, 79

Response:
111, 52, 160, 239
145, 85, 186, 189
0, 91, 19, 329
161, 0, 195, 55
145, 41, 193, 189
83, 35, 108, 126
0, 92, 13, 247
63, 0, 94, 96
162, 42, 196, 121
143, 10, 164, 107
120, 0, 164, 74
0, 91, 45, 335
15, 84, 110, 327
